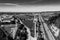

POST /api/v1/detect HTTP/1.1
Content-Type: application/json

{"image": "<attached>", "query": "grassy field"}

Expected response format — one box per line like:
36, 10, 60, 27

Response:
21, 19, 35, 37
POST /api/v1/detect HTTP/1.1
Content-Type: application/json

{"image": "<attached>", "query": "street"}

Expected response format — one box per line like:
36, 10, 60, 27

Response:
39, 14, 56, 40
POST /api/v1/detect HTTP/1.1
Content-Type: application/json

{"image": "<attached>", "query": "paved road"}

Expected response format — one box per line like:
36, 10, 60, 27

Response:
39, 14, 56, 40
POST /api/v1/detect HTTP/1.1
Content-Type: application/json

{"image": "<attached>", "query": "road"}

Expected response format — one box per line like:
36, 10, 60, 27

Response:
17, 15, 56, 40
39, 14, 56, 40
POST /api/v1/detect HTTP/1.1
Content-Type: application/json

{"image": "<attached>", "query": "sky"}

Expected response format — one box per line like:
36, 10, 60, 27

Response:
0, 0, 60, 5
0, 0, 60, 12
0, 4, 60, 12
